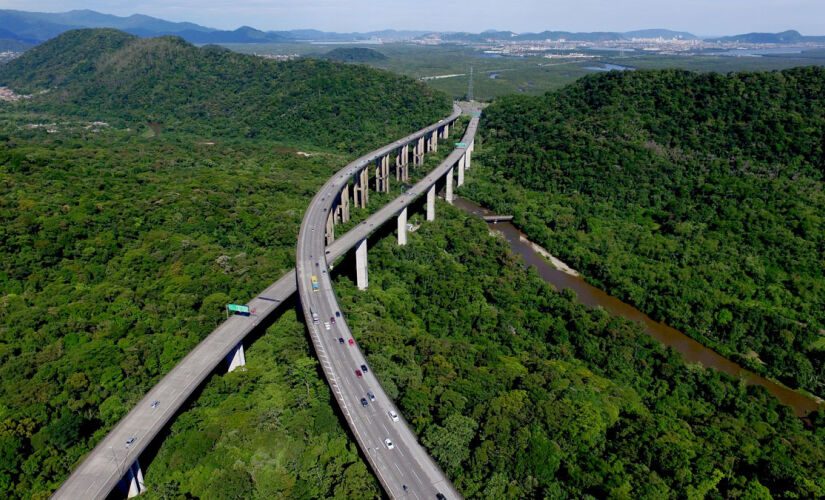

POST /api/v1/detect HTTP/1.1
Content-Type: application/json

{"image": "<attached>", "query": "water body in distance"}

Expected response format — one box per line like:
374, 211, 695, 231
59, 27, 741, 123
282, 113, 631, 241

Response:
453, 196, 822, 417
582, 63, 635, 71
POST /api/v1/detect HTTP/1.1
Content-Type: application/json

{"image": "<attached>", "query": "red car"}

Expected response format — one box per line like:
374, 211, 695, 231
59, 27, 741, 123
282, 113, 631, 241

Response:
348, 338, 355, 346
355, 369, 363, 378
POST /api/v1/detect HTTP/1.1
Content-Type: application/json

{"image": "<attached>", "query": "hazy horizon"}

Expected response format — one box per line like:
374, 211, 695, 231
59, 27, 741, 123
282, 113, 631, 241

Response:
1, 1, 824, 37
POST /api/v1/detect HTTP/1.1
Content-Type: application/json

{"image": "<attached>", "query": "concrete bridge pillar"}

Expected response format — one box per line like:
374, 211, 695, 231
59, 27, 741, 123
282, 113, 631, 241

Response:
397, 206, 407, 246
227, 342, 246, 372
457, 154, 465, 187
375, 155, 390, 193
125, 459, 146, 498
354, 169, 369, 208
446, 166, 454, 204
339, 183, 350, 223
441, 123, 449, 139
355, 238, 368, 290
325, 210, 335, 246
427, 184, 435, 221
396, 145, 409, 182
430, 130, 438, 153
414, 136, 425, 166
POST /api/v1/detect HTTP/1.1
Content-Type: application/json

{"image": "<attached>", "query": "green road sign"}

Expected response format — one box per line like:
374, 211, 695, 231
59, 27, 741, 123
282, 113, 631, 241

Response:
455, 142, 467, 146
227, 304, 250, 313
472, 112, 481, 116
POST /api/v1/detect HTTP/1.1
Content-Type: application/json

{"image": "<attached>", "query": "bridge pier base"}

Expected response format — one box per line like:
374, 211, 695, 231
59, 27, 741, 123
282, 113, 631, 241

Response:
397, 206, 407, 246
414, 136, 425, 166
427, 185, 435, 221
123, 459, 146, 498
457, 154, 465, 187
445, 166, 454, 204
226, 342, 246, 372
356, 238, 368, 290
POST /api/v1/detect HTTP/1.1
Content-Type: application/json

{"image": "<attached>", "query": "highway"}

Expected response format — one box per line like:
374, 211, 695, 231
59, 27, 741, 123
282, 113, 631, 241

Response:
296, 102, 479, 499
54, 102, 477, 499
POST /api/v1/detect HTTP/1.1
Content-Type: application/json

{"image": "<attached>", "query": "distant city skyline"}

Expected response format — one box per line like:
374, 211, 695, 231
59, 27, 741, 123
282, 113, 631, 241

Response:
2, 0, 824, 37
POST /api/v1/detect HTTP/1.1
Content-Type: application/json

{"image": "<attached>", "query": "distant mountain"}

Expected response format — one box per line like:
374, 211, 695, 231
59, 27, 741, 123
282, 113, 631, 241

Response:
624, 29, 698, 40
321, 47, 387, 63
707, 29, 825, 43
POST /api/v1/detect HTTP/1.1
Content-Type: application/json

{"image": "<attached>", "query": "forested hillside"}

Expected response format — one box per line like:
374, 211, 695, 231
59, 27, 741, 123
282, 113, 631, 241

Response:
0, 28, 451, 498
466, 67, 825, 395
146, 203, 825, 498
0, 29, 450, 152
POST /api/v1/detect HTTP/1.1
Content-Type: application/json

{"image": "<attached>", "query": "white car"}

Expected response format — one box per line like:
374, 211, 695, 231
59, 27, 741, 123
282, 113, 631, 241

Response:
388, 410, 399, 422
384, 438, 394, 450
323, 322, 331, 330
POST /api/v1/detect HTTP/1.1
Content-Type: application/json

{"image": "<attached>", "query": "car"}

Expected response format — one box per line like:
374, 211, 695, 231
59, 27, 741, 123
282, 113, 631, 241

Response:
388, 410, 399, 422
360, 398, 368, 407
436, 494, 447, 500
330, 316, 336, 324
361, 364, 368, 373
338, 337, 344, 344
150, 400, 159, 408
355, 369, 362, 378
348, 339, 355, 346
323, 322, 330, 330
384, 438, 394, 449
126, 437, 136, 447
335, 311, 340, 317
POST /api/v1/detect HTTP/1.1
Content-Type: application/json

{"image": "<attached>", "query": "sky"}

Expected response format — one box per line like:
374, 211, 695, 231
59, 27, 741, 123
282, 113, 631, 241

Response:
3, 0, 825, 36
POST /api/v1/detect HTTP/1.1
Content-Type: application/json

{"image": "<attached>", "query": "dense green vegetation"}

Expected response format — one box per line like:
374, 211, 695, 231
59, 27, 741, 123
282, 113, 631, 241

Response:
0, 29, 450, 152
0, 28, 452, 498
464, 67, 825, 396
321, 47, 387, 63
343, 204, 825, 498
142, 200, 825, 499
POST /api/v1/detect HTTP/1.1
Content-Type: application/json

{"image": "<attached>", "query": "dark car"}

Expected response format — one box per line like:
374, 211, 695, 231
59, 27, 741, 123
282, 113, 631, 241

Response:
367, 392, 375, 402
436, 494, 447, 500
330, 316, 336, 324
355, 369, 362, 378
335, 311, 340, 317
361, 364, 368, 373
338, 337, 344, 344
360, 398, 368, 407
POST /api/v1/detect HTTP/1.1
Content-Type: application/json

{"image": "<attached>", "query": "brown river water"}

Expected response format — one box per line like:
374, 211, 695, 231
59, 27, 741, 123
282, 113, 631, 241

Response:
452, 196, 823, 417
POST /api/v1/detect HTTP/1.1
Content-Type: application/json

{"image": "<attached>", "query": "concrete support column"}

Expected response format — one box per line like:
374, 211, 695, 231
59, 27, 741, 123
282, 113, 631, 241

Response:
325, 210, 335, 246
383, 155, 391, 192
443, 123, 449, 139
354, 169, 369, 208
397, 206, 408, 246
355, 238, 368, 290
126, 459, 146, 498
339, 183, 350, 223
227, 342, 246, 372
362, 169, 369, 206
458, 154, 465, 187
414, 136, 425, 166
426, 184, 435, 221
466, 147, 472, 170
446, 166, 454, 205
431, 130, 438, 152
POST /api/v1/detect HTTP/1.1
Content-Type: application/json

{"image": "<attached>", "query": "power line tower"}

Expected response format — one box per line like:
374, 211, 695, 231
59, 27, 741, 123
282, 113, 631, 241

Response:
467, 66, 474, 102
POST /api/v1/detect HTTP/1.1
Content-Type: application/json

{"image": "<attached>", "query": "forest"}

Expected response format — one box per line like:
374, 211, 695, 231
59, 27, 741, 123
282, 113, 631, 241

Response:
465, 67, 825, 396
0, 28, 450, 153
0, 28, 448, 498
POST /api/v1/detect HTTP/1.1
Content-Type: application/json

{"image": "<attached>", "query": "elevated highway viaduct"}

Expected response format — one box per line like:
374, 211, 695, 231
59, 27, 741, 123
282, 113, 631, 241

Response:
54, 102, 479, 499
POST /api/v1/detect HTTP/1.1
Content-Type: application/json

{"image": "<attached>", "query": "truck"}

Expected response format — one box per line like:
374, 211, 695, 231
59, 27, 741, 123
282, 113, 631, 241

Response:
311, 275, 319, 292
310, 307, 320, 324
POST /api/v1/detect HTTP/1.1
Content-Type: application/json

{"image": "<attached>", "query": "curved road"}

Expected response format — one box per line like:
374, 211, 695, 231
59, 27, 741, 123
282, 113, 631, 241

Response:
296, 103, 479, 499
55, 103, 478, 499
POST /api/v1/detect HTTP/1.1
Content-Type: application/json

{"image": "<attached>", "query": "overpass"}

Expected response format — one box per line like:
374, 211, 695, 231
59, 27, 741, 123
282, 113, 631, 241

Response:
53, 102, 479, 499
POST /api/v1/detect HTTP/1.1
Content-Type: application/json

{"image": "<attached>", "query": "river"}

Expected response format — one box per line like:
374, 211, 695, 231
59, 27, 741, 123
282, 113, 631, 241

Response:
452, 196, 823, 417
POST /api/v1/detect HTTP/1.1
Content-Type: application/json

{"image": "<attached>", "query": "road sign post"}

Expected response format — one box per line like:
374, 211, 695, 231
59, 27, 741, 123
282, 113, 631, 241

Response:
226, 304, 250, 318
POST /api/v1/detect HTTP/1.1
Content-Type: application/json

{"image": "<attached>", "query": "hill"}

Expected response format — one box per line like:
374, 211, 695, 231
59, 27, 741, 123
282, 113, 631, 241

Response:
0, 29, 450, 151
466, 67, 825, 396
708, 29, 825, 43
321, 47, 388, 63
